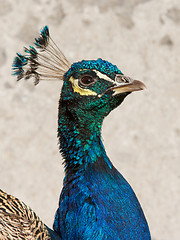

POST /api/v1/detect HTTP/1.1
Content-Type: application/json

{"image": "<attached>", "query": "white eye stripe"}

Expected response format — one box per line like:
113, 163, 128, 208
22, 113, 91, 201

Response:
77, 69, 118, 84
93, 70, 115, 83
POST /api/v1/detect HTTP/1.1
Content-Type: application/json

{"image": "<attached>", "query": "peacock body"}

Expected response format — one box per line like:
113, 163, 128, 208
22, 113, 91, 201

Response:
53, 59, 150, 239
0, 26, 151, 239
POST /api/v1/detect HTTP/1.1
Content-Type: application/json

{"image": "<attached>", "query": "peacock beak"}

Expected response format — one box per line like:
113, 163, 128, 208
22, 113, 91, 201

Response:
98, 75, 146, 98
111, 78, 146, 96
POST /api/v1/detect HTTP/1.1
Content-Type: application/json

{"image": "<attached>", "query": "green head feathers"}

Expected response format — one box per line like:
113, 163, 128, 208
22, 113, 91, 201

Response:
13, 26, 145, 124
12, 25, 146, 171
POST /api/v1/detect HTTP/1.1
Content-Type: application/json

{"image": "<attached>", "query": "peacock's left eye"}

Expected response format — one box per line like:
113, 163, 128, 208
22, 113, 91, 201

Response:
79, 75, 96, 88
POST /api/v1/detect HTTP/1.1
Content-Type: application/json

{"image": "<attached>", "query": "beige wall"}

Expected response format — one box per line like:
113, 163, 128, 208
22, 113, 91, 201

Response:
0, 1, 180, 239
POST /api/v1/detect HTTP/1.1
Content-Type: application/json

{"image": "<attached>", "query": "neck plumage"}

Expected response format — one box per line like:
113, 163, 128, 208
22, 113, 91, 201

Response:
58, 99, 112, 176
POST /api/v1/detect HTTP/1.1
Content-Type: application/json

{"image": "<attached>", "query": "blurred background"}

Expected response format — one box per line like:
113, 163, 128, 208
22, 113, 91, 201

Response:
0, 0, 180, 239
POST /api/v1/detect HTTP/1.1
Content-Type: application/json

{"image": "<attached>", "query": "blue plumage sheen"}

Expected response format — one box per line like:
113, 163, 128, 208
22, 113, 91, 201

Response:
53, 56, 151, 239
65, 58, 123, 80
12, 26, 151, 240
12, 53, 28, 80
35, 25, 49, 49
54, 105, 151, 239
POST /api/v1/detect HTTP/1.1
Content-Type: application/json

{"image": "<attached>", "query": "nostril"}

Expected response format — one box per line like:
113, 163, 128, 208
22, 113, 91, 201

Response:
115, 75, 130, 83
115, 75, 124, 83
121, 76, 129, 83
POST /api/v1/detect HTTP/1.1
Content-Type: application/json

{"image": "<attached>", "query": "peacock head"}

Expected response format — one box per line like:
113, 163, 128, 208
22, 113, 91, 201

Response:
13, 26, 145, 124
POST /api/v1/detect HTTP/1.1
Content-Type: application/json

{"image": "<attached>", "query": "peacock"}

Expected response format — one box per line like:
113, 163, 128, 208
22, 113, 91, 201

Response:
0, 26, 151, 239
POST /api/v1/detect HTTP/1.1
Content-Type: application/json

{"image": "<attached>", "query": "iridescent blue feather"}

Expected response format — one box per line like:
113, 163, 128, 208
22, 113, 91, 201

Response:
12, 26, 70, 85
35, 25, 49, 49
11, 26, 151, 240
12, 53, 28, 80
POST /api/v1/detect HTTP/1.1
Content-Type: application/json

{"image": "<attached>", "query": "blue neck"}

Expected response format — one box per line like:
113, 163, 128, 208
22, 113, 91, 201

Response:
55, 99, 151, 240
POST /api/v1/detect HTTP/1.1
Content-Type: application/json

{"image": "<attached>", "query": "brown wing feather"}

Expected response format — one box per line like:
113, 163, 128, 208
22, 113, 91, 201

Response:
0, 189, 51, 240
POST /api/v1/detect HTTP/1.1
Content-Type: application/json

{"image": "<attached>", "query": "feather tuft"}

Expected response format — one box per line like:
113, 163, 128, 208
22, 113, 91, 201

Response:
12, 53, 28, 81
35, 26, 49, 50
12, 26, 71, 84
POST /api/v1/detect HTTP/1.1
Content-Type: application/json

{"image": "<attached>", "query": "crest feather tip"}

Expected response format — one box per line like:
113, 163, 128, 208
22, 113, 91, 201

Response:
12, 26, 71, 84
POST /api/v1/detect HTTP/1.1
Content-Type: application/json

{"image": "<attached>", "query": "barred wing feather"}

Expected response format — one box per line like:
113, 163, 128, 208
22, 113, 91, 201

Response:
0, 189, 51, 240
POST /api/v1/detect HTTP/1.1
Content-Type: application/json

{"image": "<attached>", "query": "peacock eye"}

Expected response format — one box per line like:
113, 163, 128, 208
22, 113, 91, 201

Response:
79, 75, 95, 88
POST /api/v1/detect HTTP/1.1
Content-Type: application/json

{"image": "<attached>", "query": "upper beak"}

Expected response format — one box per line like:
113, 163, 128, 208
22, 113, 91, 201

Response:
112, 79, 146, 96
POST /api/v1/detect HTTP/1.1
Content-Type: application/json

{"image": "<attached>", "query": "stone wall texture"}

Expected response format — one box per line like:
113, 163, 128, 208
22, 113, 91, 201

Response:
0, 1, 180, 239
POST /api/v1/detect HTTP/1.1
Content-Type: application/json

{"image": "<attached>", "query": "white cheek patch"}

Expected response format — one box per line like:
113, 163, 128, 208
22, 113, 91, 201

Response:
69, 76, 97, 96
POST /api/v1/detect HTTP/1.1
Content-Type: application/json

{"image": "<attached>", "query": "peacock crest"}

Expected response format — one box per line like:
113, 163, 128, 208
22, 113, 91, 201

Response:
12, 26, 71, 85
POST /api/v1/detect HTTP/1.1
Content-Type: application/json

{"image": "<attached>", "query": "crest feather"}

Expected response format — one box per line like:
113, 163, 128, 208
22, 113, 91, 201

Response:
12, 26, 71, 85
